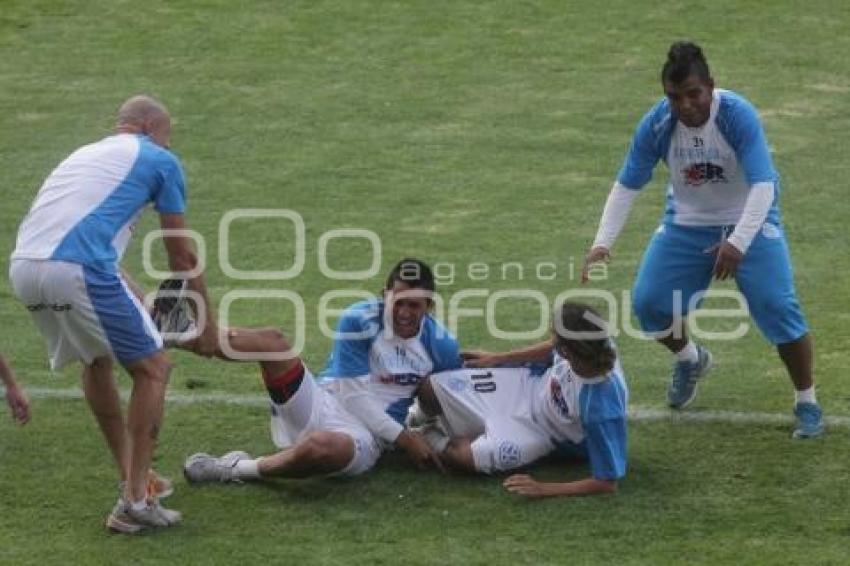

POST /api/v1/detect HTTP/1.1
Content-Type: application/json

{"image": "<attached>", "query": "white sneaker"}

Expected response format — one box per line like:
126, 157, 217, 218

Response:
183, 451, 251, 483
106, 498, 181, 534
106, 499, 146, 534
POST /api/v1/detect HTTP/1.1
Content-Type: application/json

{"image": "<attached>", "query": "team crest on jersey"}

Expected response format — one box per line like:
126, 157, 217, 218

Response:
549, 379, 570, 418
683, 162, 726, 186
498, 441, 522, 468
447, 376, 468, 393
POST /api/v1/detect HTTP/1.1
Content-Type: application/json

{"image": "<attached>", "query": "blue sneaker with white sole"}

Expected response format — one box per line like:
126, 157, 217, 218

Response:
792, 402, 824, 439
667, 346, 713, 409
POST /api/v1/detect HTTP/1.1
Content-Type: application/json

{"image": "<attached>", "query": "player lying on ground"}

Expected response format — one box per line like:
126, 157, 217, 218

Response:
415, 302, 628, 498
179, 258, 462, 483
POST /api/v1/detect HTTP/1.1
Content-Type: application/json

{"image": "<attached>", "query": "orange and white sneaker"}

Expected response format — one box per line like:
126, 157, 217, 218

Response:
106, 498, 182, 534
147, 470, 174, 499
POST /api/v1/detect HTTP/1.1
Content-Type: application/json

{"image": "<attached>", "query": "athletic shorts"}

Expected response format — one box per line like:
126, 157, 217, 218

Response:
268, 366, 381, 477
632, 223, 808, 345
429, 368, 555, 474
9, 259, 162, 370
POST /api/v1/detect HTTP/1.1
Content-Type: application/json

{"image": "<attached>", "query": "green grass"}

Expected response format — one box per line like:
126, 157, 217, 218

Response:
2, 1, 850, 564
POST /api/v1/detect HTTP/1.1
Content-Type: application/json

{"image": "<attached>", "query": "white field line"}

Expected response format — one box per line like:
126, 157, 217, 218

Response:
7, 386, 850, 428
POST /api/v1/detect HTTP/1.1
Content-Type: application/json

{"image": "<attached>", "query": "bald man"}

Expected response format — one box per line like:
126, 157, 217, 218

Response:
9, 95, 218, 533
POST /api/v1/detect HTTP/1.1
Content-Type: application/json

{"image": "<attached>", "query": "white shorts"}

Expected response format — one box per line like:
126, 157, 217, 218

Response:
9, 259, 163, 370
430, 368, 554, 474
268, 366, 381, 477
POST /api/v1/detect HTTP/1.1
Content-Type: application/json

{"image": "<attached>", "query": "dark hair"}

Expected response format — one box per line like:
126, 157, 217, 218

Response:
385, 258, 436, 293
553, 302, 617, 375
661, 41, 711, 84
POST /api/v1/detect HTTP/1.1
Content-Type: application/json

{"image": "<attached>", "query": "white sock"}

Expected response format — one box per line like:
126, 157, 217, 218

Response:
130, 499, 148, 512
795, 386, 816, 405
234, 459, 261, 480
675, 341, 699, 364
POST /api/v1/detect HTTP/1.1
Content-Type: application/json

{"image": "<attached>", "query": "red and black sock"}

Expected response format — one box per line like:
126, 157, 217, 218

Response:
262, 360, 305, 404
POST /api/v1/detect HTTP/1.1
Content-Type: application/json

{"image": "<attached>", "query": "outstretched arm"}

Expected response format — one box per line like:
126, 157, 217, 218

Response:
159, 213, 218, 356
462, 338, 554, 368
582, 102, 662, 283
503, 474, 617, 498
503, 418, 626, 498
581, 182, 640, 283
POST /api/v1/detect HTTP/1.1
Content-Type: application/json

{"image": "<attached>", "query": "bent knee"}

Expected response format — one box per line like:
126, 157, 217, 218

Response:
298, 431, 353, 466
129, 354, 172, 384
632, 288, 680, 331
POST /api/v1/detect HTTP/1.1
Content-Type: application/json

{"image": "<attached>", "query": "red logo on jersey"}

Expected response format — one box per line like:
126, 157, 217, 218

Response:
683, 162, 727, 186
376, 372, 421, 386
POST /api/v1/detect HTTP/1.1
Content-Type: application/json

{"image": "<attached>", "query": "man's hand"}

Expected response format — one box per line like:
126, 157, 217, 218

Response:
503, 474, 553, 498
460, 350, 504, 368
581, 246, 611, 284
191, 319, 220, 357
5, 384, 30, 425
395, 430, 445, 473
706, 241, 744, 281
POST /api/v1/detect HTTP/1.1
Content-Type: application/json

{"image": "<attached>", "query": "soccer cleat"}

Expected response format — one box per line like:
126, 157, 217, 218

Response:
667, 345, 713, 409
151, 278, 196, 345
106, 498, 182, 534
792, 402, 824, 439
183, 451, 251, 484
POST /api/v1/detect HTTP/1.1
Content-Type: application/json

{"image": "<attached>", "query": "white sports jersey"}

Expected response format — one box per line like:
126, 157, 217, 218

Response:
617, 89, 780, 226
533, 354, 628, 452
12, 133, 186, 273
318, 299, 462, 425
431, 353, 628, 479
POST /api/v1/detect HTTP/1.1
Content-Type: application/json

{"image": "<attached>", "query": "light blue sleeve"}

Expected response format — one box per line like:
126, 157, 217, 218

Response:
423, 318, 462, 373
584, 417, 628, 480
718, 94, 776, 185
326, 310, 374, 378
616, 106, 664, 190
153, 151, 187, 214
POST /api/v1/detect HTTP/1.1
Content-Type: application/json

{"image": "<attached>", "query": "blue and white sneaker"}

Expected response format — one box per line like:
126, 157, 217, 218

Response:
792, 402, 824, 439
667, 346, 713, 409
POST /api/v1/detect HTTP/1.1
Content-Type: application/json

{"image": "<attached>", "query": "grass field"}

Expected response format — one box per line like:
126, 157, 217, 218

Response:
2, 1, 850, 564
